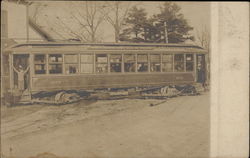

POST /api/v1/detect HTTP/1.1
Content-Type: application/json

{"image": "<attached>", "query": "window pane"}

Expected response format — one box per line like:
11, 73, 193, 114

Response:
81, 54, 93, 63
65, 54, 78, 63
186, 54, 193, 61
65, 64, 78, 74
137, 63, 148, 72
96, 54, 107, 63
174, 62, 184, 72
124, 54, 135, 62
110, 54, 121, 63
81, 63, 93, 73
49, 64, 62, 74
162, 54, 172, 62
186, 62, 194, 71
174, 54, 184, 62
124, 63, 136, 72
150, 54, 160, 62
49, 54, 63, 62
150, 63, 160, 72
110, 63, 121, 72
34, 55, 46, 63
137, 54, 148, 62
197, 55, 205, 69
35, 64, 46, 74
162, 63, 173, 72
34, 55, 46, 74
96, 63, 108, 73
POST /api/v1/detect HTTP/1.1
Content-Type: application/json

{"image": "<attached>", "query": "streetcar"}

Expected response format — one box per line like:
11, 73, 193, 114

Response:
1, 42, 207, 104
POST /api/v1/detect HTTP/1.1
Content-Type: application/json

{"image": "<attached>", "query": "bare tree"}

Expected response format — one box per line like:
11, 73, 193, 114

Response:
69, 1, 107, 42
30, 1, 107, 42
196, 25, 211, 83
196, 25, 210, 50
101, 2, 133, 43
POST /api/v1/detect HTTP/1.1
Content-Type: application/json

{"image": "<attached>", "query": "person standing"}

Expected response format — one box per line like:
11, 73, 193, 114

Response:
197, 64, 206, 91
13, 65, 29, 91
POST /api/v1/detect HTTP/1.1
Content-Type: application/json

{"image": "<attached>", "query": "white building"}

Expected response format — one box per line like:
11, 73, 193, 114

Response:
1, 0, 52, 48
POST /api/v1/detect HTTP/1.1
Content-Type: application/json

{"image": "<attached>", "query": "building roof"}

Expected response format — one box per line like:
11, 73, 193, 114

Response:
29, 18, 55, 41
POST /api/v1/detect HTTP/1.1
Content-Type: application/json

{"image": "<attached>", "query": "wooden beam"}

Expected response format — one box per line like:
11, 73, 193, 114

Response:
29, 54, 33, 90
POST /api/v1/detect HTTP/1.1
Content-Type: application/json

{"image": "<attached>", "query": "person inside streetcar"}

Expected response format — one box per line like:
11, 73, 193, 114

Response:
13, 65, 30, 91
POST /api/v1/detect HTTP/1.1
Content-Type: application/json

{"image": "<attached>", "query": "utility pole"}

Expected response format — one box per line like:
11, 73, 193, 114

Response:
26, 2, 29, 42
164, 21, 168, 43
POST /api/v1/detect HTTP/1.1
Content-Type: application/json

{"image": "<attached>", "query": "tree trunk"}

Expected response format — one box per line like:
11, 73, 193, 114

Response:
114, 2, 119, 43
115, 28, 119, 43
143, 28, 147, 41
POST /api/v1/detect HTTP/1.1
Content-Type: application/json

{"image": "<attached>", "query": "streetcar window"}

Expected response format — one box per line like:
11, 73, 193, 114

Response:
65, 64, 78, 74
137, 54, 148, 72
162, 54, 173, 72
150, 54, 160, 72
81, 54, 93, 73
65, 54, 78, 74
124, 54, 136, 72
174, 54, 184, 72
49, 54, 62, 62
34, 54, 46, 74
49, 54, 63, 74
49, 64, 62, 74
162, 54, 172, 62
81, 54, 93, 62
35, 64, 46, 74
186, 54, 194, 72
65, 54, 78, 63
110, 54, 122, 62
81, 63, 93, 73
96, 54, 108, 73
96, 54, 108, 62
110, 54, 122, 73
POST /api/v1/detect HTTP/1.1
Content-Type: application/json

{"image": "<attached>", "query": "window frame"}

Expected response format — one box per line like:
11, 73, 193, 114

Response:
34, 54, 47, 75
48, 54, 63, 74
32, 52, 196, 76
149, 54, 161, 73
95, 53, 108, 74
162, 53, 174, 73
174, 54, 185, 72
64, 54, 79, 75
80, 53, 94, 74
185, 54, 194, 72
109, 54, 122, 73
124, 54, 136, 73
137, 53, 149, 73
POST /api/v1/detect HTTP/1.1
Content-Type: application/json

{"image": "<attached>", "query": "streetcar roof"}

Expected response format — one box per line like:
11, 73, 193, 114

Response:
4, 42, 207, 54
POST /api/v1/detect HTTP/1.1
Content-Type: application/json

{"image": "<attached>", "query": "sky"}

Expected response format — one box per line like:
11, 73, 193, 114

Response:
30, 1, 210, 44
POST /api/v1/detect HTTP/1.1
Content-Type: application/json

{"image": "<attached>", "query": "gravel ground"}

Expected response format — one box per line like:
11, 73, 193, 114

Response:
1, 92, 210, 158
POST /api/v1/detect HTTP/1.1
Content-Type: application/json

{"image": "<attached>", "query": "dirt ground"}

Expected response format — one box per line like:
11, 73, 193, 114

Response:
1, 92, 210, 158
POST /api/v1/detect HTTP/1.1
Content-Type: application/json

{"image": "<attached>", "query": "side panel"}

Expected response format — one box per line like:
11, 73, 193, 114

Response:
1, 76, 10, 94
31, 73, 195, 91
1, 54, 10, 97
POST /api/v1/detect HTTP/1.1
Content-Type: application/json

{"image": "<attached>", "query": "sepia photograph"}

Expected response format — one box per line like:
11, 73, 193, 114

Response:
0, 1, 248, 158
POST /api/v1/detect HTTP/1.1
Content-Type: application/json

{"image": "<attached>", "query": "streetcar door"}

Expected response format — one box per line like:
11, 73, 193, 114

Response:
13, 54, 30, 91
196, 54, 206, 83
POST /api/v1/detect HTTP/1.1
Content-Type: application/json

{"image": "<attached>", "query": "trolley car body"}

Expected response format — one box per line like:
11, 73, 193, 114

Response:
1, 42, 207, 103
